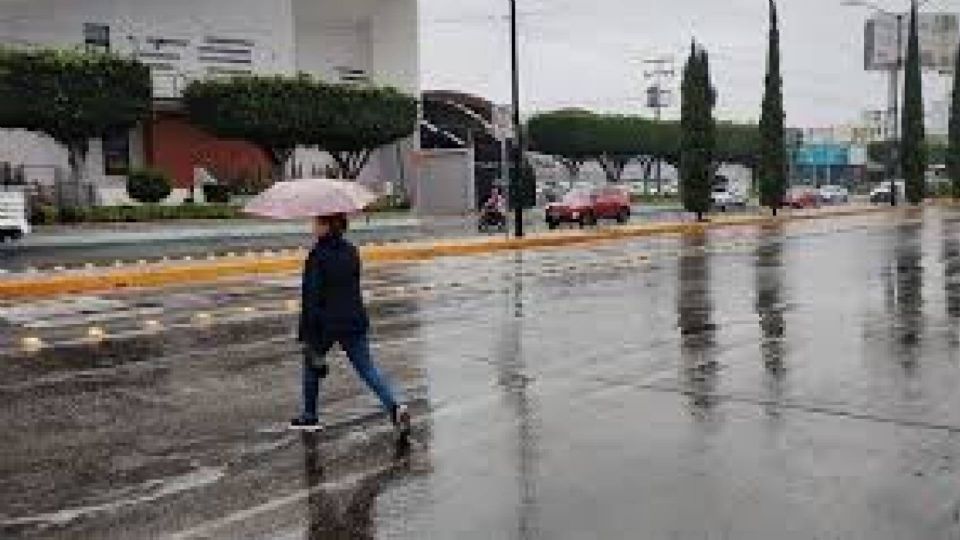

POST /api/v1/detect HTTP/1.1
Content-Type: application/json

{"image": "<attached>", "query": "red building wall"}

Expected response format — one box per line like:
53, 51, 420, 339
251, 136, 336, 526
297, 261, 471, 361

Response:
147, 113, 270, 189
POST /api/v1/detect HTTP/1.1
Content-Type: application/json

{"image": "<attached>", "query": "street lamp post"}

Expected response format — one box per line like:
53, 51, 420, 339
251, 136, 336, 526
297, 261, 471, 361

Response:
509, 0, 524, 238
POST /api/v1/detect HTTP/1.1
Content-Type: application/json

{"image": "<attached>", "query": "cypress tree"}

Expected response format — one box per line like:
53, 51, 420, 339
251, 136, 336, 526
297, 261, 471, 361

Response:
948, 40, 960, 199
758, 0, 787, 216
680, 42, 716, 221
901, 0, 926, 204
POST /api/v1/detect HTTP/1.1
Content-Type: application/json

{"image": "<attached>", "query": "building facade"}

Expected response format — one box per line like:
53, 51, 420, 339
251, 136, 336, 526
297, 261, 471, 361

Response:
0, 0, 419, 202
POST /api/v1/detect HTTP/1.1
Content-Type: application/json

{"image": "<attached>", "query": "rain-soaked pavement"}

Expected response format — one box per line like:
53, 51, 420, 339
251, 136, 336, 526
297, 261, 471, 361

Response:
2, 207, 960, 539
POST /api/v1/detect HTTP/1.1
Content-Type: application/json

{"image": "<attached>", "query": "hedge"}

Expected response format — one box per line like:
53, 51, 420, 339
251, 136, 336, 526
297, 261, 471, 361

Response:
31, 203, 243, 224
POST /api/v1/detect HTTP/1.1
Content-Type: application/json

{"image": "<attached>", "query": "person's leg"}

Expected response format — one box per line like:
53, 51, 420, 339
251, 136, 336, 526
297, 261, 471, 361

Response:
297, 342, 331, 424
300, 358, 321, 422
340, 333, 398, 413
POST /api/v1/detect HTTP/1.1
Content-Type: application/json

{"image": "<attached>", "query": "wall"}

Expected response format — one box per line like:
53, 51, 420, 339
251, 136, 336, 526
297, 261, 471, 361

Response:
371, 0, 420, 93
413, 148, 475, 215
149, 114, 270, 189
0, 0, 297, 80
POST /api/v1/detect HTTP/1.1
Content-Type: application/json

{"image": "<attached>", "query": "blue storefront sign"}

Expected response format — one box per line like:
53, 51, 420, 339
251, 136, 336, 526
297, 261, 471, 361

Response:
792, 144, 849, 167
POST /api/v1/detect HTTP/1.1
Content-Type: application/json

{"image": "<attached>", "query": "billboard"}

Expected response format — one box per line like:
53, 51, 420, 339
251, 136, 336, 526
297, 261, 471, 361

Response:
793, 144, 849, 167
864, 12, 959, 71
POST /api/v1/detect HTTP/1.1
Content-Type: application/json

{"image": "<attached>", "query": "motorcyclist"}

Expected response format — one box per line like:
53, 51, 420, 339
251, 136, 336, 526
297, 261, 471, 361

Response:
482, 187, 507, 216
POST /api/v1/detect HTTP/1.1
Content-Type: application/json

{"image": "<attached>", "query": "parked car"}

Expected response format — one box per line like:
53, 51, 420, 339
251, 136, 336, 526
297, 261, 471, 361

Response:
785, 187, 820, 209
545, 186, 631, 229
870, 181, 906, 204
710, 186, 746, 211
818, 185, 850, 204
0, 190, 30, 242
629, 182, 648, 198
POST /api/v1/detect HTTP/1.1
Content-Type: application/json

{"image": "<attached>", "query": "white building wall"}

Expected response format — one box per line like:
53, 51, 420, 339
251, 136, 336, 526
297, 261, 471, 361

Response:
371, 0, 419, 93
0, 0, 296, 78
292, 0, 420, 187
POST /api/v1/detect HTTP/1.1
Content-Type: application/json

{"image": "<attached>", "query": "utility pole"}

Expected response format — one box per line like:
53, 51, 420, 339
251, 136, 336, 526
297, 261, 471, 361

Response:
643, 57, 675, 196
889, 13, 904, 206
509, 0, 524, 237
843, 0, 937, 205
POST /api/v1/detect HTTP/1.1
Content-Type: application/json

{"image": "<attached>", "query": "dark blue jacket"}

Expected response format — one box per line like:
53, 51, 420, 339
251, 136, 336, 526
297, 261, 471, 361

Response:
298, 233, 370, 349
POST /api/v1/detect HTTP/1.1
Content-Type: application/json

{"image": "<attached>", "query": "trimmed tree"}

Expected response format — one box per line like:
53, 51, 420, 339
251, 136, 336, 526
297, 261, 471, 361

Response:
901, 0, 927, 204
758, 0, 787, 215
184, 75, 315, 182
680, 43, 716, 221
310, 84, 418, 179
527, 109, 601, 185
949, 40, 960, 199
0, 48, 151, 206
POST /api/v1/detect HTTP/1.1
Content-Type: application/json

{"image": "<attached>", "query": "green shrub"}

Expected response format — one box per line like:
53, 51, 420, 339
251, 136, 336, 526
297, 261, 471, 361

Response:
47, 203, 241, 223
367, 194, 411, 213
29, 204, 58, 225
202, 184, 232, 204
127, 168, 173, 203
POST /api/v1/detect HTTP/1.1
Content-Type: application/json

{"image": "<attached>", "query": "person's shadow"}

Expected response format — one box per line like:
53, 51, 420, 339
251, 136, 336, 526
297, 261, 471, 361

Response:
300, 432, 412, 540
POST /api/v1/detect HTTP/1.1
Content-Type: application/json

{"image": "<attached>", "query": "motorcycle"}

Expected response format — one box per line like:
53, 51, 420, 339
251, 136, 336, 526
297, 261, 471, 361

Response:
477, 207, 507, 233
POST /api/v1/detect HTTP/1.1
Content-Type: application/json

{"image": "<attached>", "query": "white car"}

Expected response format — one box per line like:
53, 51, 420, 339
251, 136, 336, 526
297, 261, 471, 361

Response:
818, 185, 849, 204
870, 181, 906, 204
0, 190, 30, 242
711, 187, 746, 211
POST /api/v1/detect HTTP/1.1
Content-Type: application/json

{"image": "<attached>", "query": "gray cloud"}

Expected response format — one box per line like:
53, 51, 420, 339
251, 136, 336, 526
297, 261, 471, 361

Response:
421, 0, 957, 126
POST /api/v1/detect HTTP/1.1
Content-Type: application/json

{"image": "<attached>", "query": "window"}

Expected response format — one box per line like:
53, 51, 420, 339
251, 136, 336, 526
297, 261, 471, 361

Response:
84, 23, 110, 53
102, 128, 130, 176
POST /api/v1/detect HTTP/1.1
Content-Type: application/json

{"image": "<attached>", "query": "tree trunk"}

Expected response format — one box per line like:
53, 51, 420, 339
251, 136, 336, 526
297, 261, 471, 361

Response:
65, 141, 89, 209
268, 147, 293, 183
696, 211, 704, 222
772, 207, 778, 217
331, 150, 374, 180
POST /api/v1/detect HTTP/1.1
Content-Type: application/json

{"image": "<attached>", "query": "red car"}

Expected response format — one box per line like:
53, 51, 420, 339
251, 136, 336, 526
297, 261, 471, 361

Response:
784, 187, 820, 209
546, 187, 631, 229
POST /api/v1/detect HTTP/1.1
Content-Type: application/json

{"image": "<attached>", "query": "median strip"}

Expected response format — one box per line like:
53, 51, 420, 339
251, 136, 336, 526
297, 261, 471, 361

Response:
0, 205, 891, 299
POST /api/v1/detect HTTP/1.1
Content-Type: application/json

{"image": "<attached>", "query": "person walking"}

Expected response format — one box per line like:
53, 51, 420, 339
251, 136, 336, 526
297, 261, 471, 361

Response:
290, 213, 410, 436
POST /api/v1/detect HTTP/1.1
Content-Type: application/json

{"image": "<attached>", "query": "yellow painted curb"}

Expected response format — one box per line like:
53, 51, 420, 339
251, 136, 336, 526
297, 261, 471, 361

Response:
0, 205, 890, 299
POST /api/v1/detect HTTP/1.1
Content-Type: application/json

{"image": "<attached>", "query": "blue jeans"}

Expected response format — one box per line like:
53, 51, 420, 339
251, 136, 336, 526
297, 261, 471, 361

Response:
301, 333, 398, 422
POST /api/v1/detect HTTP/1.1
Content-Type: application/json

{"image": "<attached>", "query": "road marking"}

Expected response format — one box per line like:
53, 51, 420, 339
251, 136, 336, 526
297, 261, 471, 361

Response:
162, 468, 393, 540
1, 467, 226, 531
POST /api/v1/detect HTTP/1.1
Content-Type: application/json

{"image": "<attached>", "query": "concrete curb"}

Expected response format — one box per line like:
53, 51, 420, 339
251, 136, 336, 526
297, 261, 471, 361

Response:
0, 206, 890, 299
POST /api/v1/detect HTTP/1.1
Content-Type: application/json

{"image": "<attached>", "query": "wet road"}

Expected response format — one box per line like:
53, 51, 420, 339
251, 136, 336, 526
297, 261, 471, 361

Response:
2, 207, 960, 539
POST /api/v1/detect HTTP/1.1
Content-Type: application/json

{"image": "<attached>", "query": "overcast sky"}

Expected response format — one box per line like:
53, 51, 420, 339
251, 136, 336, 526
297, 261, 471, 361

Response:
420, 0, 959, 127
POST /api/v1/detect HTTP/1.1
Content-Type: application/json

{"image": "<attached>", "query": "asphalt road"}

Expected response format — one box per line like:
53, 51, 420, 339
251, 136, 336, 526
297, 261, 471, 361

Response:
0, 206, 690, 273
2, 207, 959, 539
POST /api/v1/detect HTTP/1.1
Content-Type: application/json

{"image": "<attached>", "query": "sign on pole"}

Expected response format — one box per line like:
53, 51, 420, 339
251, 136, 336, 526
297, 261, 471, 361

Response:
864, 12, 960, 72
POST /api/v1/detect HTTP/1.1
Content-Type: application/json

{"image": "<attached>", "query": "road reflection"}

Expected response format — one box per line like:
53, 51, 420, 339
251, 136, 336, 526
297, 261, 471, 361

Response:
301, 432, 413, 540
495, 252, 542, 539
893, 218, 924, 372
756, 224, 788, 418
677, 232, 719, 420
941, 215, 960, 346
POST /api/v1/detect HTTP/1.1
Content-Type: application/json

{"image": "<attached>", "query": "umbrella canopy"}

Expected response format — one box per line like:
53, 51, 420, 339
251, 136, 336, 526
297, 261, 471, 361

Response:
244, 178, 377, 219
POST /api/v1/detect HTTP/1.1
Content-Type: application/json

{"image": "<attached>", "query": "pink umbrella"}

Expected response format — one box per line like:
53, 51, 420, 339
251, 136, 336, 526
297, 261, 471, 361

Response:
244, 178, 377, 219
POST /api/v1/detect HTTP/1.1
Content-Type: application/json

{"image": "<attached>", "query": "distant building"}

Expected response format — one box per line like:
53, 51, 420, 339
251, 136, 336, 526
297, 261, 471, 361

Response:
788, 123, 874, 186
0, 0, 419, 202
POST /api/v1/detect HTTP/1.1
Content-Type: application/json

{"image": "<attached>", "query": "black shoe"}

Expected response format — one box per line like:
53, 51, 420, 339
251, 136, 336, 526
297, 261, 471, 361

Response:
392, 405, 411, 437
289, 417, 323, 431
